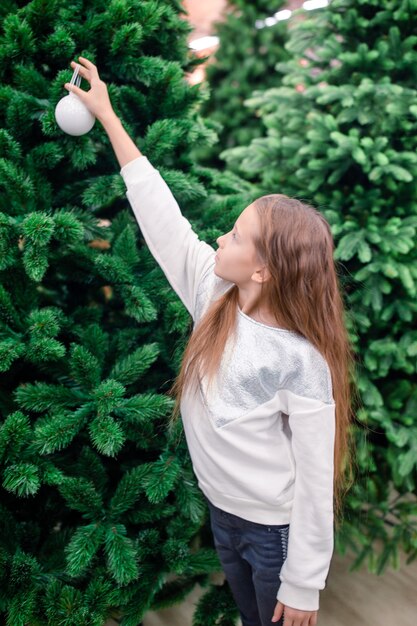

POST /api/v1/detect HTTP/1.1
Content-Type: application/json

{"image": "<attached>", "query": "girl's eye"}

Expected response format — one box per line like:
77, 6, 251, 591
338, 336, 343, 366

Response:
232, 232, 237, 239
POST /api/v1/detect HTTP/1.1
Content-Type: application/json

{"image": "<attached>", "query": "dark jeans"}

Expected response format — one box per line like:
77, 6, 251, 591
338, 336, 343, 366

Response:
206, 497, 289, 626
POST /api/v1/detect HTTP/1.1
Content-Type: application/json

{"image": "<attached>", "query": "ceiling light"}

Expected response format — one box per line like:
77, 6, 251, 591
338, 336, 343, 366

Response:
274, 10, 292, 21
303, 0, 329, 10
188, 35, 219, 51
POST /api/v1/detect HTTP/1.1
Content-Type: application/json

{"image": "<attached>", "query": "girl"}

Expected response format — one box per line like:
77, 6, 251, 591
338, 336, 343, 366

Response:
64, 57, 357, 626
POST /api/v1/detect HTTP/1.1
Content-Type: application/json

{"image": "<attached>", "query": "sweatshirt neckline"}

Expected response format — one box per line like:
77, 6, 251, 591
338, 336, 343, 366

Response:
236, 304, 298, 334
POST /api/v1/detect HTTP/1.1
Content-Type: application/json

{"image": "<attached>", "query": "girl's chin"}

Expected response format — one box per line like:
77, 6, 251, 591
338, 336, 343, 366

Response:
213, 265, 229, 280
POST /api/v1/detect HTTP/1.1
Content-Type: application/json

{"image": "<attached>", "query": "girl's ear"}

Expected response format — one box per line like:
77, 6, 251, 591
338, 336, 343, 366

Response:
252, 265, 271, 283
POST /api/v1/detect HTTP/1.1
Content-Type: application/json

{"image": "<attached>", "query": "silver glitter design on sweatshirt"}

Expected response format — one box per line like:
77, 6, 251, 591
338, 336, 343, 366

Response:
193, 263, 334, 429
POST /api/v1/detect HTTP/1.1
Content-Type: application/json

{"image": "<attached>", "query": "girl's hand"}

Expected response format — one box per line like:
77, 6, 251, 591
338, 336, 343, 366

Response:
64, 56, 115, 123
272, 600, 318, 625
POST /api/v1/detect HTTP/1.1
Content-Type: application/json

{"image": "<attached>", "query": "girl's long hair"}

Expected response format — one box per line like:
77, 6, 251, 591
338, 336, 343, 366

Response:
168, 194, 359, 529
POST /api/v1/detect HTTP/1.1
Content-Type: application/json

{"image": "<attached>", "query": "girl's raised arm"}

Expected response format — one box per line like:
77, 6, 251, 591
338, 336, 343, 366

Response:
118, 155, 216, 319
64, 57, 216, 319
64, 56, 143, 167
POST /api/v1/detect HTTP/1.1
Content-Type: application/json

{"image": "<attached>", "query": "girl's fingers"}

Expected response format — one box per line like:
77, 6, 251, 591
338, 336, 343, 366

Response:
69, 57, 100, 85
70, 61, 91, 83
64, 83, 85, 98
77, 56, 100, 78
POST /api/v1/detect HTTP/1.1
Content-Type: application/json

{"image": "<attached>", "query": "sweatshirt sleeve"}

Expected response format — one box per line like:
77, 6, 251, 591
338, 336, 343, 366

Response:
119, 155, 216, 320
277, 392, 336, 611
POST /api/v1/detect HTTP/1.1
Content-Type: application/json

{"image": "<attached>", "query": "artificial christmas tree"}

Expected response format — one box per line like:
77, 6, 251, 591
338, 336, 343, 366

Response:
0, 1, 253, 624
191, 0, 290, 174
221, 0, 417, 573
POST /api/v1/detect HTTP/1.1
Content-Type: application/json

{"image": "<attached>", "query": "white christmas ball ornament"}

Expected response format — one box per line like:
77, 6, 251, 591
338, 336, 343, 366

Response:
55, 92, 95, 135
55, 63, 96, 136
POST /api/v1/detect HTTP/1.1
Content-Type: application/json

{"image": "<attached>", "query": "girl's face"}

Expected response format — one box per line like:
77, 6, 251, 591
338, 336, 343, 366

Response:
215, 204, 267, 286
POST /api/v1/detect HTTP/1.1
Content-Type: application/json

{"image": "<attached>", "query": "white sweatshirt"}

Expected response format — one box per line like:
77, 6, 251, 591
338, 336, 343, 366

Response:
120, 155, 336, 612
